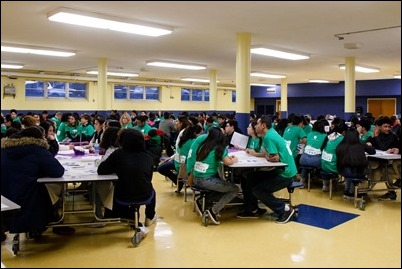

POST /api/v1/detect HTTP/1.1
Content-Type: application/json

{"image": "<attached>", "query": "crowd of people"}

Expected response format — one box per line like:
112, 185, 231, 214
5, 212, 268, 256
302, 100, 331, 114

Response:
1, 108, 400, 241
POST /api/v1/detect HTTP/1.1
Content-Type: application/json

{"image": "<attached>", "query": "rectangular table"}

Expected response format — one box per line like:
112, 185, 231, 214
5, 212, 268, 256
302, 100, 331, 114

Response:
367, 151, 401, 189
38, 153, 119, 227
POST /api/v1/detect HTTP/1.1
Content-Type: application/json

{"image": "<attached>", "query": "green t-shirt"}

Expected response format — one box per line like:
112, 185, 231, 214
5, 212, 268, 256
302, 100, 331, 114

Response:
174, 138, 195, 171
56, 122, 67, 142
134, 123, 153, 135
303, 131, 327, 155
360, 131, 373, 142
262, 128, 297, 179
321, 133, 344, 173
283, 125, 307, 158
247, 137, 261, 152
186, 134, 228, 178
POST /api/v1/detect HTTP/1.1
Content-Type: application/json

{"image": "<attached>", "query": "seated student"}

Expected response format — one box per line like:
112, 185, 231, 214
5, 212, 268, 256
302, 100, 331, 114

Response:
356, 117, 373, 143
174, 124, 203, 192
145, 128, 163, 170
78, 114, 95, 142
97, 129, 157, 227
1, 126, 70, 237
366, 116, 400, 199
223, 119, 243, 148
336, 129, 376, 199
94, 126, 120, 218
186, 127, 239, 225
299, 119, 329, 185
39, 120, 59, 156
320, 119, 348, 192
237, 116, 297, 224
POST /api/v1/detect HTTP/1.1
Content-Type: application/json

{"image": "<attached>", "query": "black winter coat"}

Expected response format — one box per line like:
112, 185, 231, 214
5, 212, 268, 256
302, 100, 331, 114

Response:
1, 137, 65, 233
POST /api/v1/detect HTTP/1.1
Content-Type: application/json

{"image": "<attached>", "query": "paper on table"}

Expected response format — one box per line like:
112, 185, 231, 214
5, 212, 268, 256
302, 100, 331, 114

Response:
230, 132, 249, 150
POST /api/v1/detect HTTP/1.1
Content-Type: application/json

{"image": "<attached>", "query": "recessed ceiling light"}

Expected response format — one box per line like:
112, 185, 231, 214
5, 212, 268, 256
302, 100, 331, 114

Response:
251, 83, 277, 87
147, 60, 206, 70
86, 71, 138, 77
48, 7, 173, 37
1, 44, 75, 57
1, 63, 24, 69
339, 64, 380, 73
251, 47, 309, 60
181, 78, 217, 83
250, 72, 286, 79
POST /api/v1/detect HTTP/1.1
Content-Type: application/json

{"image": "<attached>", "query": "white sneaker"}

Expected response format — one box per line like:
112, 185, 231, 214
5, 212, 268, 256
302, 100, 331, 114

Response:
139, 226, 149, 237
145, 215, 157, 227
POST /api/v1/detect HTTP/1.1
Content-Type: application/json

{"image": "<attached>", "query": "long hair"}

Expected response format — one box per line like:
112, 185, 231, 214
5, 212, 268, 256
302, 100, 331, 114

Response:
179, 124, 203, 148
336, 129, 368, 175
196, 127, 226, 161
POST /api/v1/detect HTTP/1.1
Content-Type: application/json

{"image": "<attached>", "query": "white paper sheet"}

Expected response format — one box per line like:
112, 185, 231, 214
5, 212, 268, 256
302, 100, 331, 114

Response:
230, 132, 249, 150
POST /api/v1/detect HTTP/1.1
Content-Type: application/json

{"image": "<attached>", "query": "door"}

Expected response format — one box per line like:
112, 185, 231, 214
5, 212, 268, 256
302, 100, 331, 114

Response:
367, 98, 396, 119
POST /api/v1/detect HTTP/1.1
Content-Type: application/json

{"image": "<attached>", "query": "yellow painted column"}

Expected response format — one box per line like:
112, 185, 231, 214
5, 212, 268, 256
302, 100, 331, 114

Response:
235, 32, 251, 133
280, 78, 288, 119
97, 58, 108, 111
209, 69, 217, 111
344, 57, 356, 119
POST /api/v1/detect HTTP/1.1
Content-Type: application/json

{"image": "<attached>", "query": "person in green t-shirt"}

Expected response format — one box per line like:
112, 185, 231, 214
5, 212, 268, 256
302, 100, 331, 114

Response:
186, 127, 239, 225
238, 116, 298, 224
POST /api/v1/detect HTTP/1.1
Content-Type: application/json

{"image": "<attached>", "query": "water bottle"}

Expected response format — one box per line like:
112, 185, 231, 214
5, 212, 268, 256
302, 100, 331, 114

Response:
94, 143, 99, 155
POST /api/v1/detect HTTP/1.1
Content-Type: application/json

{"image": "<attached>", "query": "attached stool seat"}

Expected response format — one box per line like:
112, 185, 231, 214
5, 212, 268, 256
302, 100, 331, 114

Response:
349, 176, 370, 210
320, 171, 340, 200
114, 189, 155, 247
191, 186, 213, 226
300, 166, 319, 192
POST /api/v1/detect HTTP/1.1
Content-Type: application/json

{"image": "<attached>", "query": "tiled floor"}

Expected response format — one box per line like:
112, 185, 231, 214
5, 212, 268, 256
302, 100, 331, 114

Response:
1, 174, 401, 268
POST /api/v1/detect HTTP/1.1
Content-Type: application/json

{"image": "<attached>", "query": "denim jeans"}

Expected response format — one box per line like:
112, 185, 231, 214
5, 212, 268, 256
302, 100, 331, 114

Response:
242, 170, 292, 215
299, 153, 321, 180
193, 176, 239, 214
157, 160, 178, 184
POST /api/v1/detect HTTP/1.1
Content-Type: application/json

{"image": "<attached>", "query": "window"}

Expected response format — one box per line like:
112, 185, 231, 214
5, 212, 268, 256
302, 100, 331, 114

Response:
25, 80, 87, 98
114, 85, 160, 100
181, 88, 209, 101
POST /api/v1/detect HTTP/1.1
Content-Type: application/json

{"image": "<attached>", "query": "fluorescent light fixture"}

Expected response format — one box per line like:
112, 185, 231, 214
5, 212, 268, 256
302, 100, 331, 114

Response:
48, 7, 172, 37
251, 47, 309, 60
338, 64, 380, 73
251, 83, 277, 87
1, 44, 75, 57
1, 63, 24, 69
181, 78, 218, 83
147, 60, 206, 70
86, 71, 138, 77
393, 74, 401, 79
309, 79, 330, 83
251, 72, 286, 79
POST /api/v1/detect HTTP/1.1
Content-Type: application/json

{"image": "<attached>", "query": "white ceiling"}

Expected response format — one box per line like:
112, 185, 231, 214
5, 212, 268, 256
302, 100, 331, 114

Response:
1, 1, 401, 86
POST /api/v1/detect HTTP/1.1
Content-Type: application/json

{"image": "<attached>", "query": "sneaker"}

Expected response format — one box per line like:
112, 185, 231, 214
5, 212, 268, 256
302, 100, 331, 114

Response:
145, 215, 157, 227
195, 198, 203, 216
379, 191, 397, 200
236, 208, 267, 219
138, 226, 149, 237
206, 209, 220, 225
393, 179, 401, 188
52, 226, 76, 235
275, 207, 296, 224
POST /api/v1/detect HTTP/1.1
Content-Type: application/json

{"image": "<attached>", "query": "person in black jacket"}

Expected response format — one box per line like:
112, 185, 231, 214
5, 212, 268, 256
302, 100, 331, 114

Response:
1, 126, 65, 237
97, 129, 157, 227
336, 129, 376, 198
367, 116, 400, 200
